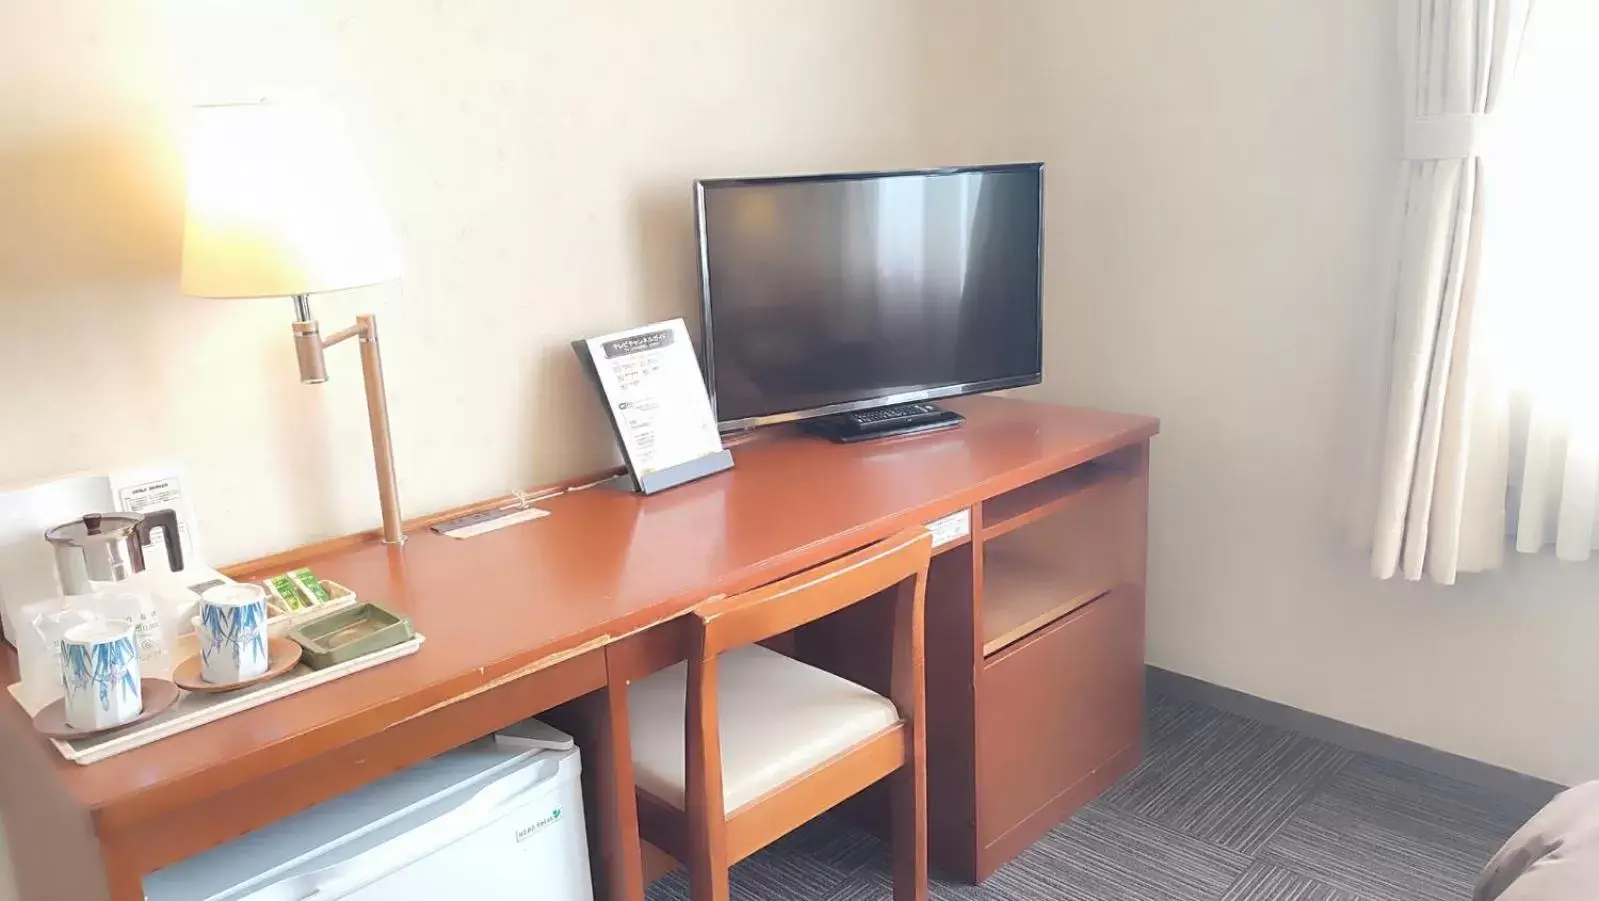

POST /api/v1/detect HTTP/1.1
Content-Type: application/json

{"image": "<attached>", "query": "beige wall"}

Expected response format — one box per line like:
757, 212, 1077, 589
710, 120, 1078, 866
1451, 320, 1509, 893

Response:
959, 0, 1599, 785
0, 0, 937, 565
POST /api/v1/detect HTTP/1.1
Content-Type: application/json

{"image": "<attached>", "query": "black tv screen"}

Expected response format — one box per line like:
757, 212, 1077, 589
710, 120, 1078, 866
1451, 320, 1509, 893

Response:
696, 164, 1044, 431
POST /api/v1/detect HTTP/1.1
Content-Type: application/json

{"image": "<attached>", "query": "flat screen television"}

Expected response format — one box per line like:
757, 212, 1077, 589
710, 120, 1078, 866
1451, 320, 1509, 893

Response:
696, 163, 1044, 433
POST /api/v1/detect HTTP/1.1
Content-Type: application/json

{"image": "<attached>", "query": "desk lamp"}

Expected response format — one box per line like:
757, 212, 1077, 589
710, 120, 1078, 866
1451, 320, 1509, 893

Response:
180, 102, 407, 544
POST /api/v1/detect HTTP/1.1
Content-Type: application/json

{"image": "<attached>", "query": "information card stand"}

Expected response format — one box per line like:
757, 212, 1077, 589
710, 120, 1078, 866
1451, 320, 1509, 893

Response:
627, 446, 734, 495
573, 319, 734, 496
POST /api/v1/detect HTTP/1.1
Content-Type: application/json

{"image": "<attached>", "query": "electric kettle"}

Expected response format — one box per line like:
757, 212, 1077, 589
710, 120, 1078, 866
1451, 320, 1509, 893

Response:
44, 510, 185, 596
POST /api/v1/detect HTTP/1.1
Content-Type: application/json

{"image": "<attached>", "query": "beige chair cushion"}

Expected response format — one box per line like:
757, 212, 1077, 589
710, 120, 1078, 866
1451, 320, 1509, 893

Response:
628, 644, 901, 813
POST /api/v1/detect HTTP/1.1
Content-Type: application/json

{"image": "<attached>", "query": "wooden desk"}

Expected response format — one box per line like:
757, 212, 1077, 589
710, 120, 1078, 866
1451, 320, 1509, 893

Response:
0, 396, 1156, 900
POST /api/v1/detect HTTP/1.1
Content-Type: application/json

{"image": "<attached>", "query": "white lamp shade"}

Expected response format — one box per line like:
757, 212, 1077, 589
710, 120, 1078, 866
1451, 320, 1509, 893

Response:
181, 103, 401, 298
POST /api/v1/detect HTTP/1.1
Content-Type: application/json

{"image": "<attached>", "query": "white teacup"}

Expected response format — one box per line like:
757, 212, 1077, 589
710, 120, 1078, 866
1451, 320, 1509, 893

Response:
198, 584, 270, 684
60, 619, 143, 731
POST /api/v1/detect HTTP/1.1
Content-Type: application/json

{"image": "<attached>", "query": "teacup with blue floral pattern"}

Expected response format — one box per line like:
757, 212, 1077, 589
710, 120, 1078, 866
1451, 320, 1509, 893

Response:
198, 583, 270, 684
61, 619, 142, 731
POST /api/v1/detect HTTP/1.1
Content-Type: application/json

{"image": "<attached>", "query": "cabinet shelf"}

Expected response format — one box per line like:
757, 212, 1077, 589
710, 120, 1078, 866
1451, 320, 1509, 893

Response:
981, 555, 1116, 658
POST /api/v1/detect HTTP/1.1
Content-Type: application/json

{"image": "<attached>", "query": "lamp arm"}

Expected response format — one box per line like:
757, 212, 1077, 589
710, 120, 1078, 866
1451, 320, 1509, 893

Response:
321, 323, 365, 348
288, 296, 406, 545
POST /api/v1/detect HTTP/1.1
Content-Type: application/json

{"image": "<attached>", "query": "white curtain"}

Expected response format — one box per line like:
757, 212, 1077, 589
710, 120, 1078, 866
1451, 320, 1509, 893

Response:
1474, 1, 1599, 565
1373, 0, 1599, 582
1372, 0, 1533, 582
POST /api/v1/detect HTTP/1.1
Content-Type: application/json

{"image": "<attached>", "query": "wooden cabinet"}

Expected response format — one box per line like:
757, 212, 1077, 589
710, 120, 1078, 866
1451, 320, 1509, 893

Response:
965, 442, 1150, 879
794, 438, 1152, 884
977, 587, 1145, 869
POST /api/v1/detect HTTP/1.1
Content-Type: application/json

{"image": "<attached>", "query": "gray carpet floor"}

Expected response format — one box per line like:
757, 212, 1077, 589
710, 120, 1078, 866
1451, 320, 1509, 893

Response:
645, 693, 1549, 901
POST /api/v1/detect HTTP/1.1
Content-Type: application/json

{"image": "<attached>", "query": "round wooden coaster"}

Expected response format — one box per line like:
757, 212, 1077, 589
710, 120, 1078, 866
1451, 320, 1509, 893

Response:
33, 678, 182, 740
172, 637, 303, 694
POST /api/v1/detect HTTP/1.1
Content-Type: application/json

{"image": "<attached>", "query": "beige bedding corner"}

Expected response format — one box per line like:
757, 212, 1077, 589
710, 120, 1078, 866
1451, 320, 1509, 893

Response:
1476, 781, 1599, 901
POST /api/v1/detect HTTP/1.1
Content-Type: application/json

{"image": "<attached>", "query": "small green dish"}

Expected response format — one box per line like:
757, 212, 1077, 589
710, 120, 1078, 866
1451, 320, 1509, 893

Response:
288, 602, 414, 670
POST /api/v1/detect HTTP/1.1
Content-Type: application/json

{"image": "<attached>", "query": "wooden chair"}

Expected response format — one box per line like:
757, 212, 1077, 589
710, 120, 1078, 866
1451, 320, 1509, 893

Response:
626, 527, 932, 901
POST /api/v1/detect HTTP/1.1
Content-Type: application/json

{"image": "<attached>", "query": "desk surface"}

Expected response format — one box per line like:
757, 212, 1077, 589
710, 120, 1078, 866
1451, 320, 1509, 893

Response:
0, 396, 1156, 832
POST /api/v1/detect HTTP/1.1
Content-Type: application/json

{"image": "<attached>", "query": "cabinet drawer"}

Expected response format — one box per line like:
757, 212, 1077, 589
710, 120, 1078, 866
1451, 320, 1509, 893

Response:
976, 586, 1144, 846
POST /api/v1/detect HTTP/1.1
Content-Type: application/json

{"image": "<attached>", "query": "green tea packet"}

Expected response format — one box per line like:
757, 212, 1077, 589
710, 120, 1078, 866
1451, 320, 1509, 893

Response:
288, 567, 333, 604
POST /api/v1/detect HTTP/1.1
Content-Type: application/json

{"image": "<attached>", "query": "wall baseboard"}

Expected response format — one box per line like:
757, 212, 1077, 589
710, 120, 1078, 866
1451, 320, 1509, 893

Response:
1146, 666, 1565, 808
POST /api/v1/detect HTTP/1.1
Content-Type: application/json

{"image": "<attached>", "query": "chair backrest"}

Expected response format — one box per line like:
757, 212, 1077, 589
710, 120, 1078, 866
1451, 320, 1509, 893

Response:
693, 527, 933, 659
681, 528, 933, 838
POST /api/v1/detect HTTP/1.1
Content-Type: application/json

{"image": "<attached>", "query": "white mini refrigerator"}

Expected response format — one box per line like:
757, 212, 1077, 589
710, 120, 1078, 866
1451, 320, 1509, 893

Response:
144, 728, 595, 901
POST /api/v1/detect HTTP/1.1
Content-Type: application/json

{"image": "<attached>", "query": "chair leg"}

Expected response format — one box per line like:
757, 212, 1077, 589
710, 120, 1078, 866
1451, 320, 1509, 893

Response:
598, 678, 646, 901
688, 855, 731, 901
686, 648, 731, 901
891, 754, 928, 901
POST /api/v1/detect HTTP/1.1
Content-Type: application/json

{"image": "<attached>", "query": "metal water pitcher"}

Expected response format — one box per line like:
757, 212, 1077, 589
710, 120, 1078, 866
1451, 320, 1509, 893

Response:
43, 510, 185, 596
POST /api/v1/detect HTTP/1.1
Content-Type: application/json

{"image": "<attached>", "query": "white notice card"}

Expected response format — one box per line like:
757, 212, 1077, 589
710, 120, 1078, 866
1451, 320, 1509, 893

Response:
586, 319, 724, 477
